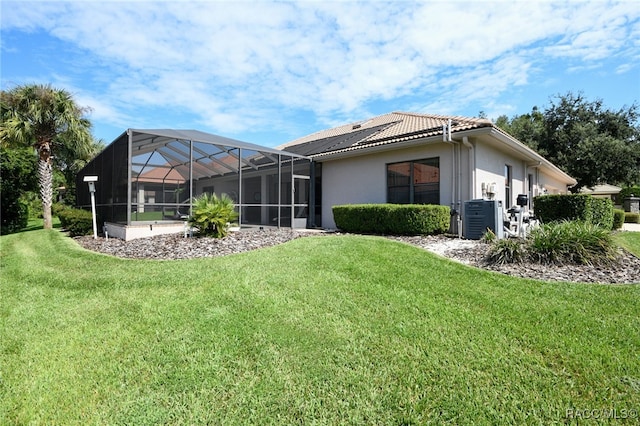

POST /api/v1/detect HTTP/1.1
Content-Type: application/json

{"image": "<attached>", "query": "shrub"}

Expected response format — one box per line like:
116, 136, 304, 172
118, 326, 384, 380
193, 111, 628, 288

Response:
0, 198, 29, 235
332, 204, 450, 235
24, 191, 43, 219
58, 207, 93, 237
617, 186, 640, 204
189, 193, 239, 238
486, 238, 527, 265
590, 197, 614, 230
625, 212, 640, 224
0, 146, 37, 234
527, 221, 617, 266
52, 202, 68, 217
613, 209, 625, 229
533, 194, 613, 228
534, 194, 591, 223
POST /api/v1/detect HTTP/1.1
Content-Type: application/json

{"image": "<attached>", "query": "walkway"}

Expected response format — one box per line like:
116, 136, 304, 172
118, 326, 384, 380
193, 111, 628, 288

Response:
622, 222, 640, 232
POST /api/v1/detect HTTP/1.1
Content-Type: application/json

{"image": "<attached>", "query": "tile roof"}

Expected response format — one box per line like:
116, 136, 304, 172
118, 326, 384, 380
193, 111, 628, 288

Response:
279, 112, 493, 157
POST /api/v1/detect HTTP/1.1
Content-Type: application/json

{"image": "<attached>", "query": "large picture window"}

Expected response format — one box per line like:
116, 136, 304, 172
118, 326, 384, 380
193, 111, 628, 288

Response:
387, 158, 440, 204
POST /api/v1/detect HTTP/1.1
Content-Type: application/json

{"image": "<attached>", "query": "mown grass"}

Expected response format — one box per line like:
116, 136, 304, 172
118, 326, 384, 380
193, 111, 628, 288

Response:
1, 227, 639, 424
614, 231, 640, 258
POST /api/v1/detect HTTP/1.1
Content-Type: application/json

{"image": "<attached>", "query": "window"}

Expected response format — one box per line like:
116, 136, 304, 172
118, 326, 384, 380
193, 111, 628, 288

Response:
528, 173, 533, 209
387, 158, 439, 204
505, 164, 512, 207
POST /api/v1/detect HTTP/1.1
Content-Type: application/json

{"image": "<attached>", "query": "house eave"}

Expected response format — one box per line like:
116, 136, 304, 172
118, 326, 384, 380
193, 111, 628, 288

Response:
308, 133, 445, 161
309, 125, 577, 187
487, 128, 577, 187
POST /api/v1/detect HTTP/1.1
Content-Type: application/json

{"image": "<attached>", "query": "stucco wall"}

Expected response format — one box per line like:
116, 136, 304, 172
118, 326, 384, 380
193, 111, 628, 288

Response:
474, 142, 526, 207
320, 143, 455, 229
319, 139, 572, 229
537, 172, 570, 195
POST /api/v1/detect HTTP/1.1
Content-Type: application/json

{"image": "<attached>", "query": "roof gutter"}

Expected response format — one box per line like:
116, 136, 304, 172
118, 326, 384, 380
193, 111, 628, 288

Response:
310, 133, 445, 161
309, 125, 576, 187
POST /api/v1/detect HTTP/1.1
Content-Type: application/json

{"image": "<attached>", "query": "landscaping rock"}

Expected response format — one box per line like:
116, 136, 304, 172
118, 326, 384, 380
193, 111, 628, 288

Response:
75, 230, 640, 284
390, 234, 640, 284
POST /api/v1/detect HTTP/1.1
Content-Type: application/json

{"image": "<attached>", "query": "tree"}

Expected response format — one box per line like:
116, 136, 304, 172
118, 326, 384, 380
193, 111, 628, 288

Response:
0, 146, 38, 233
495, 92, 640, 190
495, 106, 546, 154
55, 133, 104, 205
0, 84, 93, 229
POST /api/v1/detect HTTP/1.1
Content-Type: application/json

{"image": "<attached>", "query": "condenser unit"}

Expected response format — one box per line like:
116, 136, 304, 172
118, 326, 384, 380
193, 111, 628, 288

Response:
463, 199, 504, 240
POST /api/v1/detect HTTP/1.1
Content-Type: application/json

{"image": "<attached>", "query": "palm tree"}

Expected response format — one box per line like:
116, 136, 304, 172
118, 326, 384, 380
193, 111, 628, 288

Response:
1, 84, 93, 229
55, 133, 105, 204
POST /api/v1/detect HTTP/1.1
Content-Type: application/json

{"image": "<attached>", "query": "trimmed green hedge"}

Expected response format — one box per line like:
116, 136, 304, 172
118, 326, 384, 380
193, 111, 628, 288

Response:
57, 206, 93, 237
591, 197, 614, 230
613, 209, 625, 229
625, 212, 640, 224
332, 204, 450, 235
533, 194, 614, 229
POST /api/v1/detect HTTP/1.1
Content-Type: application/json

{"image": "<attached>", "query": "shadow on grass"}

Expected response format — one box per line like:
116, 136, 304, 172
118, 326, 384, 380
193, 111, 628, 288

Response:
1, 218, 62, 236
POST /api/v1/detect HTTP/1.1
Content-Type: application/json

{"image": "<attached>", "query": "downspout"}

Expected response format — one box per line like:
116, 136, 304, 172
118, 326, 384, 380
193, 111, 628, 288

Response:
462, 137, 474, 200
457, 141, 461, 210
457, 141, 462, 237
443, 119, 461, 237
444, 119, 456, 212
450, 142, 456, 210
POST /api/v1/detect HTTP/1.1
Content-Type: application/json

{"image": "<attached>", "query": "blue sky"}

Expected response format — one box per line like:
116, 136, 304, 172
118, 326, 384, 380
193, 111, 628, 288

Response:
2, 0, 639, 148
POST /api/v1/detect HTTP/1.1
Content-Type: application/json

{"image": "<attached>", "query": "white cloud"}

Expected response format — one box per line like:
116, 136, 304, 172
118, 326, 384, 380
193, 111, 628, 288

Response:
2, 0, 639, 140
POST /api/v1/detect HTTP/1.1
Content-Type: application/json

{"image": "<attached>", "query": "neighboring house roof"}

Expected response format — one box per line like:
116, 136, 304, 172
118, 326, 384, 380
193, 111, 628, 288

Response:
279, 111, 577, 186
580, 184, 622, 195
136, 163, 187, 184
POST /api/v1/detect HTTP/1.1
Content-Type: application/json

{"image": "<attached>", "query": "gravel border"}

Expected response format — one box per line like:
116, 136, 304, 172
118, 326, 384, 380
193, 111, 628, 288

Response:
74, 230, 640, 285
388, 234, 640, 284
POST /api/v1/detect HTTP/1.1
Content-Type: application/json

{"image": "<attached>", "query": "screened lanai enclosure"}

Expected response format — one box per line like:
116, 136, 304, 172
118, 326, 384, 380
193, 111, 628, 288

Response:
77, 129, 317, 239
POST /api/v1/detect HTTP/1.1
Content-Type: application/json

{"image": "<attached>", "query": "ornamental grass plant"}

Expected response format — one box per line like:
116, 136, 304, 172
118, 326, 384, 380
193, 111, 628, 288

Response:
486, 238, 527, 265
188, 193, 239, 238
527, 221, 618, 266
486, 221, 619, 266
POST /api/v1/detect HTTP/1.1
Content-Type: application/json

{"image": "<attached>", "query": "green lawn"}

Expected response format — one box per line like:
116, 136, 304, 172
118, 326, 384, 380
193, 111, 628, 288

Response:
1, 228, 639, 424
614, 231, 640, 258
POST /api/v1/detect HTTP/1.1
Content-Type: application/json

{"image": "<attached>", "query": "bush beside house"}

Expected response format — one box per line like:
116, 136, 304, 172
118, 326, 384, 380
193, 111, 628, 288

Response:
613, 209, 625, 229
625, 212, 640, 224
332, 204, 450, 235
56, 205, 93, 237
534, 194, 614, 229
